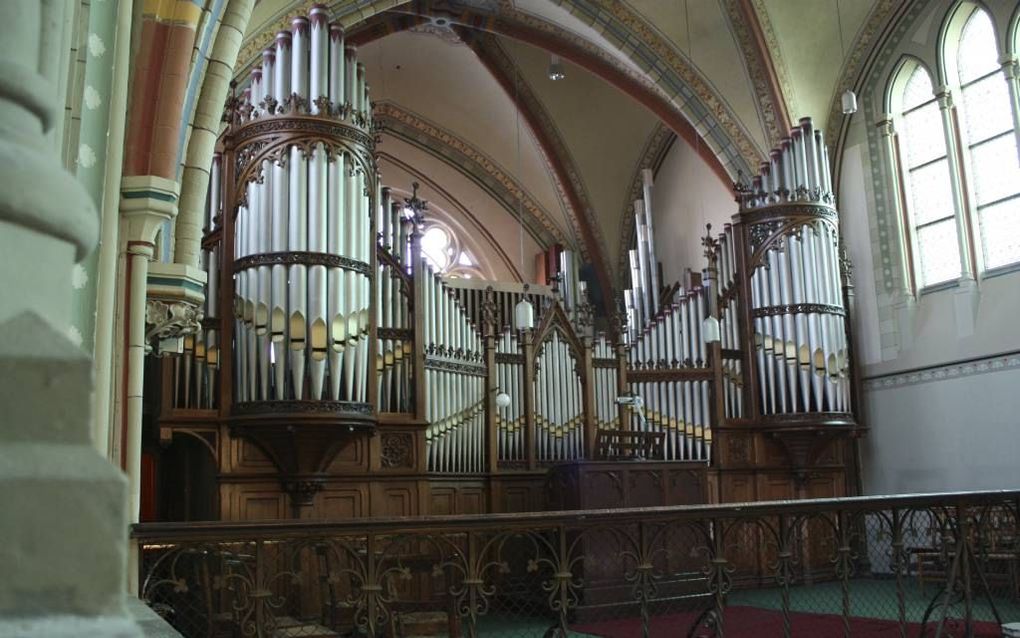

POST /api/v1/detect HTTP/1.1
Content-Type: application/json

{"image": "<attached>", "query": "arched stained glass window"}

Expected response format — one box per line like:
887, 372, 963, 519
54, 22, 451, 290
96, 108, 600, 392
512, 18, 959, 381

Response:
955, 8, 1020, 270
896, 65, 961, 286
416, 217, 482, 279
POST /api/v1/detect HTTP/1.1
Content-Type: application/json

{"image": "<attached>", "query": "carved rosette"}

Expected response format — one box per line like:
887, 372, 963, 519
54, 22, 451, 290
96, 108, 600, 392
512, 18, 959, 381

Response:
380, 432, 414, 469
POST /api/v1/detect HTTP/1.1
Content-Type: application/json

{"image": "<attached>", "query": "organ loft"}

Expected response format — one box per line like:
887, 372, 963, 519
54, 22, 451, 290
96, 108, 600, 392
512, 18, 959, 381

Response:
4, 0, 1020, 636
157, 10, 859, 522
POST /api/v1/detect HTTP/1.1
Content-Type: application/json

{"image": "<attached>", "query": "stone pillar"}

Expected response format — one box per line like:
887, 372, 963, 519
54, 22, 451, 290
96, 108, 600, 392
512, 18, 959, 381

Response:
93, 0, 135, 457
1000, 56, 1020, 168
114, 176, 178, 594
174, 0, 255, 269
934, 87, 975, 282
0, 1, 140, 635
875, 115, 916, 352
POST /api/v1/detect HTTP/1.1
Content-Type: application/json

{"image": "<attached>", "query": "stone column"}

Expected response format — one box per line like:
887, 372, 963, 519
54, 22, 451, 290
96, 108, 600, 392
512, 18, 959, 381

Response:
0, 1, 140, 635
875, 115, 916, 352
935, 88, 980, 337
1000, 55, 1020, 167
174, 0, 255, 269
934, 87, 975, 282
114, 176, 178, 594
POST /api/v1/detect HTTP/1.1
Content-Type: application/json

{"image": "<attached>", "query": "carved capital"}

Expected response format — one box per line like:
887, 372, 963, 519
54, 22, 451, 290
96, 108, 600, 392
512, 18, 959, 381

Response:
145, 300, 203, 355
875, 116, 895, 138
935, 86, 954, 110
1000, 55, 1019, 80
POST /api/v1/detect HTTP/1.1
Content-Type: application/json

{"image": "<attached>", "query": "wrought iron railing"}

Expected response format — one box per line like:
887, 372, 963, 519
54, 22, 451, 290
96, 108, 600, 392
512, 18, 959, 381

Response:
134, 490, 1020, 637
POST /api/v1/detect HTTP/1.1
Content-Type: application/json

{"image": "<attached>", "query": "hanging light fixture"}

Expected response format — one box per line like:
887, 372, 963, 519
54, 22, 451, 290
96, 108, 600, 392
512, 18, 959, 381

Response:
841, 89, 858, 115
513, 61, 535, 331
547, 54, 565, 81
495, 392, 512, 409
702, 315, 721, 343
837, 0, 858, 114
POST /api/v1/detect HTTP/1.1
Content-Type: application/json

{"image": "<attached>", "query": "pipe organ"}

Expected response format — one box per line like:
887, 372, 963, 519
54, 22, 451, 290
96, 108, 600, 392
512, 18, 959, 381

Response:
421, 263, 486, 474
375, 188, 413, 414
533, 330, 585, 463
154, 5, 859, 518
230, 9, 376, 417
627, 285, 714, 461
172, 153, 222, 411
737, 117, 851, 418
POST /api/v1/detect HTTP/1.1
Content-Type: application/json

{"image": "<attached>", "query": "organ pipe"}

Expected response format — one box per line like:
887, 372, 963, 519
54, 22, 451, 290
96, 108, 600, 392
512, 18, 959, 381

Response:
186, 40, 857, 485
223, 6, 376, 419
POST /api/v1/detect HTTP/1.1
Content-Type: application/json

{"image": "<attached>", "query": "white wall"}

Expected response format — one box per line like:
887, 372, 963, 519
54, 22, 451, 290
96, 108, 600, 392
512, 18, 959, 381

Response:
863, 364, 1020, 494
837, 0, 1020, 496
651, 136, 736, 287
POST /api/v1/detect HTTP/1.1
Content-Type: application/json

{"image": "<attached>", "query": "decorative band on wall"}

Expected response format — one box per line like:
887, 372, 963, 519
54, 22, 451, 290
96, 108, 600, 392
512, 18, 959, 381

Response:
864, 352, 1020, 391
234, 252, 372, 276
752, 304, 845, 318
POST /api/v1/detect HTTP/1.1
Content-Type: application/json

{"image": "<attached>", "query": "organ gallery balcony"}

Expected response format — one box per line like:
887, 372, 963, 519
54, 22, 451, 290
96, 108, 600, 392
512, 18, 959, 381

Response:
134, 490, 1020, 638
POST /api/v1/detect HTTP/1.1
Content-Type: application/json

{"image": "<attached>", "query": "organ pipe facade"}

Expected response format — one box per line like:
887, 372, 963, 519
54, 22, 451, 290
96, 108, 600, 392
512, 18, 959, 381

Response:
155, 9, 859, 515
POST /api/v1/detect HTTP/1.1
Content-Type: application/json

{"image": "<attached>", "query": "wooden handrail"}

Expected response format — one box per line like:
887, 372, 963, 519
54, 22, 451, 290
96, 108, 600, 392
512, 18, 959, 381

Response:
132, 489, 1020, 542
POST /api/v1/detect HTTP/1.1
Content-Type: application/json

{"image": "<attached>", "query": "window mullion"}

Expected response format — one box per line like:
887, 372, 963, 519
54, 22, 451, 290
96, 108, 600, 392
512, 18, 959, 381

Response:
999, 56, 1020, 169
876, 115, 917, 297
935, 86, 976, 281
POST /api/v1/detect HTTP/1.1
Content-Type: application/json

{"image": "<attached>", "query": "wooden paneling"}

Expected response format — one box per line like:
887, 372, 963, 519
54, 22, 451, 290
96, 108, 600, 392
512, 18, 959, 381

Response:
325, 436, 367, 473
430, 488, 455, 515
459, 487, 485, 514
237, 490, 287, 521
320, 487, 367, 519
228, 438, 276, 473
719, 472, 756, 504
547, 462, 708, 511
371, 482, 418, 517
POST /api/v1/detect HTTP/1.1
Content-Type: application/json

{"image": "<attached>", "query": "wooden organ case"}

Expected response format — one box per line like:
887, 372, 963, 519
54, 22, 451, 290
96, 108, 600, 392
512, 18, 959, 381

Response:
151, 8, 863, 525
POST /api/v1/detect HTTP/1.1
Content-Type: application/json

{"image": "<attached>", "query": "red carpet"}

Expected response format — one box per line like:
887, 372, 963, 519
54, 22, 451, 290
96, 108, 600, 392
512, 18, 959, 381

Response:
571, 605, 1004, 637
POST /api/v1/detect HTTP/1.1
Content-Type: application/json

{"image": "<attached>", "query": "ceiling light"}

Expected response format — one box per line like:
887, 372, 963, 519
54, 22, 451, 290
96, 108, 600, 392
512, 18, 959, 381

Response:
547, 54, 565, 81
841, 89, 858, 115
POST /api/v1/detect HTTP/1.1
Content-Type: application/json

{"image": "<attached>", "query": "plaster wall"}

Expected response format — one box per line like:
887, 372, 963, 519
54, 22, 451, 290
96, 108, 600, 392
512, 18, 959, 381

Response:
650, 134, 736, 287
836, 0, 1020, 496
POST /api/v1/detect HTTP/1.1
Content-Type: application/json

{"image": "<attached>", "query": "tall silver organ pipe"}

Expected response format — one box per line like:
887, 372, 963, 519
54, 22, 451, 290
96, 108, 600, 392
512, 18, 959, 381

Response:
714, 224, 743, 420
533, 330, 584, 463
627, 285, 713, 461
495, 329, 524, 464
737, 116, 850, 416
173, 154, 222, 410
625, 170, 663, 342
375, 191, 413, 413
230, 7, 376, 412
592, 333, 620, 431
423, 265, 486, 473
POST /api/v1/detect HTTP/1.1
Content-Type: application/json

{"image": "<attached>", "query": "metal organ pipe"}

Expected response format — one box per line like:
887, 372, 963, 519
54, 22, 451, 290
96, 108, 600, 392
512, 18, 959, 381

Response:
226, 6, 376, 414
739, 119, 851, 417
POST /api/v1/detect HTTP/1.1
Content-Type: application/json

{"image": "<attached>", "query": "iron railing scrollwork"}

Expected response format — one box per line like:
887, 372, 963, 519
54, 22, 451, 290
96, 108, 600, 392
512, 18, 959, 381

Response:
136, 490, 1020, 638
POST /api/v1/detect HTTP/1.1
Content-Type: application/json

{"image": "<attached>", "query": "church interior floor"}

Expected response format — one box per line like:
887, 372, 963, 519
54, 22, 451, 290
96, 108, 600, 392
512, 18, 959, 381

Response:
402, 579, 1020, 637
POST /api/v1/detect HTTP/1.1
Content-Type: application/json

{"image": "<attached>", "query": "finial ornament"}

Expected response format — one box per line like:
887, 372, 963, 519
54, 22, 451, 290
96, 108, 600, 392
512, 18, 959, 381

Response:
701, 223, 719, 264
404, 181, 428, 227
